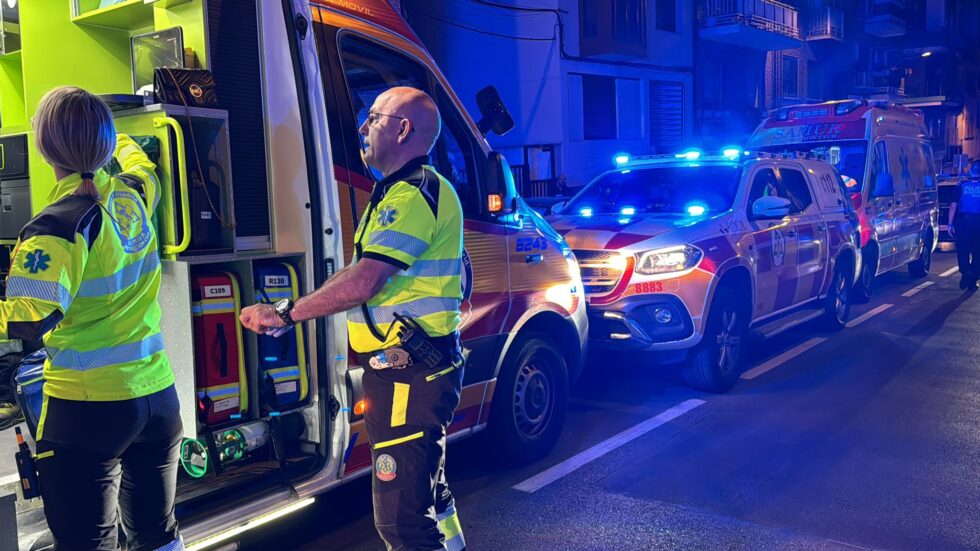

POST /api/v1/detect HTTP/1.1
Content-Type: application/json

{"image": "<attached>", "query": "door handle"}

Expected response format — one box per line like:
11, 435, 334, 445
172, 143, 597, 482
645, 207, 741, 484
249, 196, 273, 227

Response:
816, 224, 827, 232
786, 229, 798, 238
525, 254, 543, 264
895, 199, 903, 206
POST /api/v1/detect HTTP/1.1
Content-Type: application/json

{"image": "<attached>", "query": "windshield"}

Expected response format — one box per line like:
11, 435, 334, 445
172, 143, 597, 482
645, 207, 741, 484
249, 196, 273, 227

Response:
759, 141, 869, 192
565, 165, 740, 216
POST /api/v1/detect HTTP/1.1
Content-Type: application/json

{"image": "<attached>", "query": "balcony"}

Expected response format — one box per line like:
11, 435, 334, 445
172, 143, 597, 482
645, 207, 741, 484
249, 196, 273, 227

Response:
807, 6, 844, 42
701, 0, 802, 51
865, 14, 906, 37
862, 0, 906, 37
852, 71, 906, 100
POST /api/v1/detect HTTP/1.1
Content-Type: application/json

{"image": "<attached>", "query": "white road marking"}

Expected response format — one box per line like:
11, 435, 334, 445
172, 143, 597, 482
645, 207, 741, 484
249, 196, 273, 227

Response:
940, 266, 959, 277
512, 399, 705, 493
846, 303, 894, 328
902, 281, 935, 297
740, 337, 827, 380
0, 473, 20, 487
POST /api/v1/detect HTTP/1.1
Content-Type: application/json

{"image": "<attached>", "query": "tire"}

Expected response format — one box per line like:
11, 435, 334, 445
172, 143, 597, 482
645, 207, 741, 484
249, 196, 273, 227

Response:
683, 287, 746, 393
908, 232, 932, 279
488, 333, 569, 463
854, 246, 876, 303
823, 261, 852, 330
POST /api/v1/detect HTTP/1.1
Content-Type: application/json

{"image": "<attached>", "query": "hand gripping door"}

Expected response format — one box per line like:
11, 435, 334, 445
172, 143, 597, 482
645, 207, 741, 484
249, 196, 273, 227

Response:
254, 262, 309, 413
192, 272, 248, 425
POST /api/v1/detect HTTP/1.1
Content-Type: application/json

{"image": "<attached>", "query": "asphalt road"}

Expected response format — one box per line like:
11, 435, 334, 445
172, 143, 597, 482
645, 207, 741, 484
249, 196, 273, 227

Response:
238, 251, 980, 551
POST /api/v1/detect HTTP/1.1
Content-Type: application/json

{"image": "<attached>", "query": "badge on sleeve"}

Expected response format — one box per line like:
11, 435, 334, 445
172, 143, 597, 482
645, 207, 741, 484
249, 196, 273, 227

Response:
377, 206, 398, 227
375, 454, 397, 482
23, 250, 51, 274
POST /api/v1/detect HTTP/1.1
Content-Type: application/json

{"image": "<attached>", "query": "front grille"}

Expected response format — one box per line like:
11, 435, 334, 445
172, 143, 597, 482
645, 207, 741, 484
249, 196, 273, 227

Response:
573, 249, 627, 295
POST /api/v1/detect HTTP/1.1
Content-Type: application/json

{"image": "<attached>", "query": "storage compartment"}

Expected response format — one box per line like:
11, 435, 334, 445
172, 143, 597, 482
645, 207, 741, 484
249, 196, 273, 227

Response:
173, 255, 320, 511
254, 261, 311, 414
191, 271, 249, 426
114, 105, 238, 257
0, 134, 30, 240
0, 0, 20, 55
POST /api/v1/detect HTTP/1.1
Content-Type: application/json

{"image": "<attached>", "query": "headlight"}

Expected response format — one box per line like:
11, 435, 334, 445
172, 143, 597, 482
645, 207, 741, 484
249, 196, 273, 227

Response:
634, 245, 703, 275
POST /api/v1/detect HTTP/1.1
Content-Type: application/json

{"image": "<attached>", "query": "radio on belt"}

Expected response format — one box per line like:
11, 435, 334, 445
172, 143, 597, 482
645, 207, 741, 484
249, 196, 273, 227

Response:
393, 313, 443, 368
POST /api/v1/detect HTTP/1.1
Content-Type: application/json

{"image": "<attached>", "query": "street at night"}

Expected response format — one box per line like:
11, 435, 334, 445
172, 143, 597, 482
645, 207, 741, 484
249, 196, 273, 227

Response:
3, 0, 980, 550
233, 253, 980, 551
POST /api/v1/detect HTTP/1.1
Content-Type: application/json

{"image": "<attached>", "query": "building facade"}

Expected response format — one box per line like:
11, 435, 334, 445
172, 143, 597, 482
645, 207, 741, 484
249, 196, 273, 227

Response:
401, 0, 696, 194
692, 0, 978, 174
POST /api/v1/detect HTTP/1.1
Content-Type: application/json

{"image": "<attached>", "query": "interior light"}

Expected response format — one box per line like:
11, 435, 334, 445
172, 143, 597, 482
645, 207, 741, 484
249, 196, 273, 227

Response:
5, 0, 15, 8
614, 154, 630, 165
185, 498, 316, 551
620, 169, 631, 174
921, 51, 932, 57
618, 218, 631, 225
579, 207, 593, 217
353, 400, 367, 416
620, 207, 636, 216
686, 204, 706, 216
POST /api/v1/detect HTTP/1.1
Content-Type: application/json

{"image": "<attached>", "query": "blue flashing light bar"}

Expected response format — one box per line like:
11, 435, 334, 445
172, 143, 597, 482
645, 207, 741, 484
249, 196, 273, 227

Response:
722, 147, 742, 159
579, 207, 593, 217
621, 207, 636, 216
686, 204, 707, 216
614, 154, 630, 165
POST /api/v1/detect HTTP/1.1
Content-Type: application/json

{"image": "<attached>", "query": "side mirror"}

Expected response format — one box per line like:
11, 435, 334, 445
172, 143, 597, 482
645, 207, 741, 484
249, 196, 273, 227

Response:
873, 173, 895, 197
485, 151, 518, 216
551, 201, 567, 215
752, 196, 792, 219
475, 86, 515, 137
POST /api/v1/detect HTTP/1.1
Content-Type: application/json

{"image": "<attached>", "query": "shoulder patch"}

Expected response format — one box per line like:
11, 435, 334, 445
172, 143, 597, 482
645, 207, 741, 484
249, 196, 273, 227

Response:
20, 195, 102, 249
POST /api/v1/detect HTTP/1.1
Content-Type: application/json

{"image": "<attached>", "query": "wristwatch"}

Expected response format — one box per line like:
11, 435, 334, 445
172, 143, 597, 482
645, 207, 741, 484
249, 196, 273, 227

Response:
274, 298, 296, 326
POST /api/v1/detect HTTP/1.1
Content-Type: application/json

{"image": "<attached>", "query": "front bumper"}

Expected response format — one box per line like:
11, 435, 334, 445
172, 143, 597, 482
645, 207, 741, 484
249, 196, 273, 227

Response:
587, 295, 702, 355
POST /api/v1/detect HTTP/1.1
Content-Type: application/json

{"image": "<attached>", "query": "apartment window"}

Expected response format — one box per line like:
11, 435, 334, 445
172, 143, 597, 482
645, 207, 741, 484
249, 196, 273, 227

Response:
649, 80, 684, 151
656, 0, 677, 32
615, 0, 647, 43
807, 60, 820, 99
783, 56, 799, 97
582, 75, 617, 140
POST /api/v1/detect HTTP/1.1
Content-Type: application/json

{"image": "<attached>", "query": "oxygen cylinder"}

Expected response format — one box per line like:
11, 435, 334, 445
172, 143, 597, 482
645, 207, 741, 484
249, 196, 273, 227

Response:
214, 420, 270, 463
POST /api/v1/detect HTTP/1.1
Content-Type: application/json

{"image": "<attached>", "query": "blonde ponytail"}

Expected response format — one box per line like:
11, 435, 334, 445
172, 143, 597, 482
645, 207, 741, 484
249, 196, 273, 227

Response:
33, 86, 116, 201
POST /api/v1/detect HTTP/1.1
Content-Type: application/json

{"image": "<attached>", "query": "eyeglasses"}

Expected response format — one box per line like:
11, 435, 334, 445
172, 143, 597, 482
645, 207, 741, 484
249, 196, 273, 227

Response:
366, 111, 413, 131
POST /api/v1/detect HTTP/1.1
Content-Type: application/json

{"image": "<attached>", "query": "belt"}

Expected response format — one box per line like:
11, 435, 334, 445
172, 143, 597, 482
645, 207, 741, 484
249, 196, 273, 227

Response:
359, 332, 461, 371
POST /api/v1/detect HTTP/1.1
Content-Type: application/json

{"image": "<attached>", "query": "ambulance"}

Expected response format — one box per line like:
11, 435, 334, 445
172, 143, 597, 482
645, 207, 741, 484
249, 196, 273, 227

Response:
747, 99, 939, 300
548, 150, 861, 392
0, 1, 587, 548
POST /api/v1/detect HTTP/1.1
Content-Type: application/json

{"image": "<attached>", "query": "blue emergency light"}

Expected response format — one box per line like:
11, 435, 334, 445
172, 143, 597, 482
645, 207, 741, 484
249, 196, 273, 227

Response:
614, 153, 630, 165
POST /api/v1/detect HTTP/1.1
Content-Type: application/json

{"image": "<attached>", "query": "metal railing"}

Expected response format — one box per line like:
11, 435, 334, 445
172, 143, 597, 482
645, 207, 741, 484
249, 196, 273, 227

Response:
808, 6, 844, 40
703, 0, 800, 40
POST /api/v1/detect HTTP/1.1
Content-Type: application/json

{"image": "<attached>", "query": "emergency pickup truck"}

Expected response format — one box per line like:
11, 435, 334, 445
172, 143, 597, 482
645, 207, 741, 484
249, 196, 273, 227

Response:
0, 1, 586, 549
548, 150, 861, 392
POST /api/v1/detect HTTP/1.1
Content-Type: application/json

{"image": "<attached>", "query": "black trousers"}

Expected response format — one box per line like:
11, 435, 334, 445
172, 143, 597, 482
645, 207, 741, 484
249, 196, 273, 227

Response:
956, 213, 980, 281
35, 385, 183, 551
361, 357, 465, 551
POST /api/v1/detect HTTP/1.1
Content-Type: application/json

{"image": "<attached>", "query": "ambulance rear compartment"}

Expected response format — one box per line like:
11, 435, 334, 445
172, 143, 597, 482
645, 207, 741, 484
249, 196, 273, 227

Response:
1, 1, 337, 546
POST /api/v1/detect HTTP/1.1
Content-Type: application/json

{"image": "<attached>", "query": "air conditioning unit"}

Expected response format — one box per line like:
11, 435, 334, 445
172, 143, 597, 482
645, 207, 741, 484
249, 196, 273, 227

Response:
0, 0, 20, 56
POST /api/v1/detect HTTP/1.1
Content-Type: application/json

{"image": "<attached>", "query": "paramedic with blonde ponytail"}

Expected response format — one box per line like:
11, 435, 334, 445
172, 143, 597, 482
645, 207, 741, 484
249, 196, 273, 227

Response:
0, 86, 182, 551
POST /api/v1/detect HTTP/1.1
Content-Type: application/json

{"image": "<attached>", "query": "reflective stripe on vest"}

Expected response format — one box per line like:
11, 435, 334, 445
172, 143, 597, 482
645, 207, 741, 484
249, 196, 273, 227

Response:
5, 276, 73, 313
77, 251, 160, 297
47, 333, 165, 372
348, 297, 461, 325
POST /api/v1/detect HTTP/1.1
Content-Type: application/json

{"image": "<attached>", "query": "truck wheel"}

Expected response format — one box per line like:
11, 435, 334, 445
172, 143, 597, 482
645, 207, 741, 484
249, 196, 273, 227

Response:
489, 333, 568, 463
823, 262, 851, 330
908, 233, 932, 279
854, 247, 876, 303
683, 287, 745, 393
